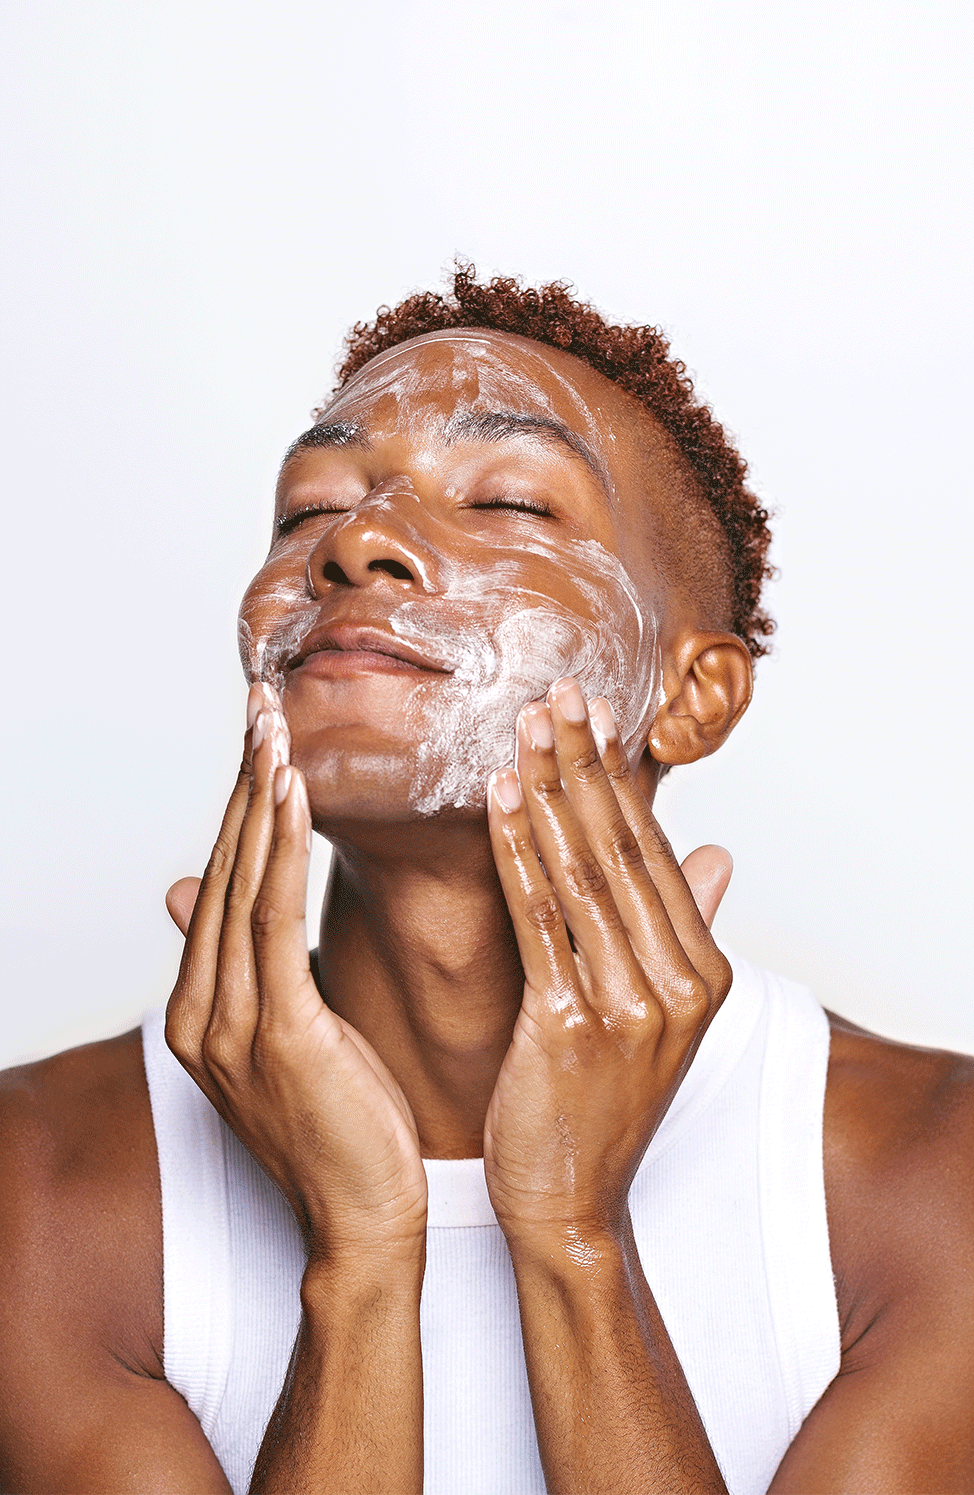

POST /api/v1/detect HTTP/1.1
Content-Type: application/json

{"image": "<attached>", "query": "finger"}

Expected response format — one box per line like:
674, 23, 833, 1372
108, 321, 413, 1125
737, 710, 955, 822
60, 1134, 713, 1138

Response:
249, 765, 320, 1037
486, 768, 583, 1021
209, 700, 291, 1043
588, 696, 728, 984
513, 699, 656, 1008
166, 877, 202, 938
166, 734, 254, 1073
544, 679, 687, 970
166, 683, 274, 1072
177, 682, 269, 959
680, 845, 733, 931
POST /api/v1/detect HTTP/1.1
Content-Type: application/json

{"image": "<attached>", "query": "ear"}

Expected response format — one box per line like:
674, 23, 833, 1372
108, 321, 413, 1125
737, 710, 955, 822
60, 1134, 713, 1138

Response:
646, 631, 753, 768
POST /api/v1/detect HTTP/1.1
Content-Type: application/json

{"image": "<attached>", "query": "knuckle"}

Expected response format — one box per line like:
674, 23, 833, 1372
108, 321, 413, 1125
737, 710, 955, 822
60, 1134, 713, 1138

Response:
568, 743, 603, 781
669, 972, 711, 1025
201, 1026, 242, 1084
604, 752, 632, 786
533, 773, 565, 803
607, 820, 643, 868
627, 1001, 664, 1044
207, 834, 235, 882
645, 817, 675, 861
164, 1009, 195, 1067
250, 892, 285, 939
566, 853, 608, 898
224, 863, 259, 918
711, 951, 733, 997
524, 892, 563, 932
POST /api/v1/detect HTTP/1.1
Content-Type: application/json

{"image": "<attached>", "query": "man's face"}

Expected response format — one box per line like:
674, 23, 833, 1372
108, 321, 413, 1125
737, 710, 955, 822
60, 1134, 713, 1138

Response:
239, 330, 667, 824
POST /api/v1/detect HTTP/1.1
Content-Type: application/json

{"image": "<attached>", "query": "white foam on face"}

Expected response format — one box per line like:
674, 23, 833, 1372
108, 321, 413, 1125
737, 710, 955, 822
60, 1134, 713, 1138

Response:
238, 578, 318, 697
388, 536, 661, 815
318, 331, 620, 505
240, 332, 661, 818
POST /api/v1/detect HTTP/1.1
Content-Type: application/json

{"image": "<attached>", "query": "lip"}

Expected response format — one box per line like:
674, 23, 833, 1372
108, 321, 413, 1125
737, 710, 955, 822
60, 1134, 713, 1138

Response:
286, 623, 453, 677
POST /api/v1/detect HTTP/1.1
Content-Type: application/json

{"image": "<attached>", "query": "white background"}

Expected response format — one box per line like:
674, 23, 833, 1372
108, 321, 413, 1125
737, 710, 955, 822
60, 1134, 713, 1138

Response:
1, 0, 971, 1069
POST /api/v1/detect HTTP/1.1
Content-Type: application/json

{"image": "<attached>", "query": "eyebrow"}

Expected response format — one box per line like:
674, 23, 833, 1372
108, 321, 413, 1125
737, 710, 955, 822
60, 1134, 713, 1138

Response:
281, 421, 372, 472
281, 410, 612, 502
444, 408, 612, 501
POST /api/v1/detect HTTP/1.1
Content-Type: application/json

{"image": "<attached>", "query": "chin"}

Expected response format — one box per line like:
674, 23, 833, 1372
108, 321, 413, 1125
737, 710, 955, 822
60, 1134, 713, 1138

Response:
296, 744, 490, 832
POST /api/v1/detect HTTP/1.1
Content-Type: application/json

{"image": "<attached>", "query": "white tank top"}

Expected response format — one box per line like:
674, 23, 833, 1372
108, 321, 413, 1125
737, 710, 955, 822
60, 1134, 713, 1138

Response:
142, 951, 839, 1495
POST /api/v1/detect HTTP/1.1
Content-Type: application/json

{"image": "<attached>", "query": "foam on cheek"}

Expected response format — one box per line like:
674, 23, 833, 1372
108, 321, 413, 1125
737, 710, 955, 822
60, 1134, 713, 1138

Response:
390, 538, 661, 816
238, 579, 318, 695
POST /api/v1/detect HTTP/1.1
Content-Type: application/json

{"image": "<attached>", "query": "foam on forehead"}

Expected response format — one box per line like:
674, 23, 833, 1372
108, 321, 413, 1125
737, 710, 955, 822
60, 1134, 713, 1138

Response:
322, 330, 620, 500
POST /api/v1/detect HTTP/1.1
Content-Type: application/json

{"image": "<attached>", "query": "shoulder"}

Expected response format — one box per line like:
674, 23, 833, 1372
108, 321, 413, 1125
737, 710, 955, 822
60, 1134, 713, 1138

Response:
823, 1012, 974, 1361
0, 1033, 237, 1489
0, 1028, 163, 1392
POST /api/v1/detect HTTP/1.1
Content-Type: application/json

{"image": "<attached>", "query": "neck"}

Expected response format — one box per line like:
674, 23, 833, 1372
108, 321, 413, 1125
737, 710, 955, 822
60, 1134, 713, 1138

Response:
317, 817, 525, 1158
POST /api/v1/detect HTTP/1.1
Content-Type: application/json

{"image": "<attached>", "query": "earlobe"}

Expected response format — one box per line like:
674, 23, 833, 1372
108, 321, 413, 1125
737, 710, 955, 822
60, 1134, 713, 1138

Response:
647, 632, 753, 767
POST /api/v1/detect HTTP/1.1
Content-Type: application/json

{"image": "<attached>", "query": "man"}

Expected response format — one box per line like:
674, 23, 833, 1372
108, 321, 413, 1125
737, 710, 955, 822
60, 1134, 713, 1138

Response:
1, 268, 972, 1494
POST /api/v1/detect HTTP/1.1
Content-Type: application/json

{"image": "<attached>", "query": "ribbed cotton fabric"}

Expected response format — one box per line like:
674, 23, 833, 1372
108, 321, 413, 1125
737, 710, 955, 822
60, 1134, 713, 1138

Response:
142, 951, 840, 1495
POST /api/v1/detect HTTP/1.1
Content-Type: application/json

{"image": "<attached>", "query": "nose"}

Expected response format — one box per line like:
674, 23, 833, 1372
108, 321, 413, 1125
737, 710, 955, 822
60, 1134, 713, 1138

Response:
305, 485, 444, 597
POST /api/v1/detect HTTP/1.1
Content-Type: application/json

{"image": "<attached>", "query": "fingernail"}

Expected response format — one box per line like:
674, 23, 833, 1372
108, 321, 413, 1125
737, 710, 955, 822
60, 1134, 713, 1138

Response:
523, 704, 554, 750
551, 678, 587, 723
246, 683, 265, 730
253, 709, 269, 750
274, 765, 292, 805
588, 697, 617, 751
491, 768, 522, 811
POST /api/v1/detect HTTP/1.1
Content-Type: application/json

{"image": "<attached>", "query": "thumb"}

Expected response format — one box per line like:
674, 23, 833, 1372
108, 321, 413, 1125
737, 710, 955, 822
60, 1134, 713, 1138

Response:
166, 876, 202, 938
680, 845, 733, 930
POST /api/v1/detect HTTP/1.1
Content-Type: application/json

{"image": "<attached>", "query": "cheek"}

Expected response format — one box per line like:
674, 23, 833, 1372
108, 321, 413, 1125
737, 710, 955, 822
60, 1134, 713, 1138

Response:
565, 575, 661, 752
237, 567, 317, 691
466, 536, 662, 751
386, 540, 661, 816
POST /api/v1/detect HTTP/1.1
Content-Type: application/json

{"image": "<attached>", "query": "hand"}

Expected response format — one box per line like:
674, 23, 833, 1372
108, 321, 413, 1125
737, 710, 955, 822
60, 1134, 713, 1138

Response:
165, 682, 428, 1265
483, 677, 733, 1246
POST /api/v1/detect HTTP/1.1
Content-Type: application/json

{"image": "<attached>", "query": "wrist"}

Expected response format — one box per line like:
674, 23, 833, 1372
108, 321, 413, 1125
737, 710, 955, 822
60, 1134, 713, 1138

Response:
303, 1231, 426, 1288
503, 1217, 633, 1284
301, 1246, 425, 1323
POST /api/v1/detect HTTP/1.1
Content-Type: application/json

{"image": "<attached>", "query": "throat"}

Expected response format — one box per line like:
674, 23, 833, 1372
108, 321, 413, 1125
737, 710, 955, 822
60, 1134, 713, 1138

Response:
317, 841, 526, 1158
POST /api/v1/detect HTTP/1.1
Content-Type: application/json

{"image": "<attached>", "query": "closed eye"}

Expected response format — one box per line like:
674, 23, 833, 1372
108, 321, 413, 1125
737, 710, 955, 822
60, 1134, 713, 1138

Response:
275, 505, 346, 538
468, 497, 554, 518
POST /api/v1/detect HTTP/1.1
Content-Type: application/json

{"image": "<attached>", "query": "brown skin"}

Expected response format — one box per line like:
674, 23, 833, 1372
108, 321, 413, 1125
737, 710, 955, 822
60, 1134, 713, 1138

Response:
2, 332, 972, 1494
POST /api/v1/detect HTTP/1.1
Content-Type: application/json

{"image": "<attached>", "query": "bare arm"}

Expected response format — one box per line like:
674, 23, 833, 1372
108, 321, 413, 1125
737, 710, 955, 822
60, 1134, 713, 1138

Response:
0, 1038, 231, 1495
251, 1260, 423, 1493
770, 1032, 974, 1493
508, 1224, 724, 1494
485, 681, 733, 1493
165, 683, 427, 1495
2, 685, 426, 1495
485, 679, 974, 1494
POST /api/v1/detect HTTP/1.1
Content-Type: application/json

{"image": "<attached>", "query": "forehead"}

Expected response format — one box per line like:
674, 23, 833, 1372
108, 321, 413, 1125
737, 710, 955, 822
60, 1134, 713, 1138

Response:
316, 330, 651, 492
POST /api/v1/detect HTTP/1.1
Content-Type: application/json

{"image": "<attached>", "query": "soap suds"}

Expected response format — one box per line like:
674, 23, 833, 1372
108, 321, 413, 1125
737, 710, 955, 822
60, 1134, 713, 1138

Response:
387, 536, 660, 815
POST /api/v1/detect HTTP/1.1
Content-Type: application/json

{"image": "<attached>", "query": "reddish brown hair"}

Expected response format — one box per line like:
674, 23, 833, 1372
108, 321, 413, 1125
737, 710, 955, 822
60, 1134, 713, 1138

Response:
331, 265, 775, 659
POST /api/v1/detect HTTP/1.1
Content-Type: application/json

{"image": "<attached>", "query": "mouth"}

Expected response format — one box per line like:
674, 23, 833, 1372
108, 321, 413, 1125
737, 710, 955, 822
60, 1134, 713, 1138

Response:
286, 623, 454, 678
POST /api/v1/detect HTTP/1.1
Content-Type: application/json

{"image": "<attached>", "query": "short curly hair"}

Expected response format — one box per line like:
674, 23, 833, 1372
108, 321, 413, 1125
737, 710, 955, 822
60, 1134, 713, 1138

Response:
325, 264, 775, 660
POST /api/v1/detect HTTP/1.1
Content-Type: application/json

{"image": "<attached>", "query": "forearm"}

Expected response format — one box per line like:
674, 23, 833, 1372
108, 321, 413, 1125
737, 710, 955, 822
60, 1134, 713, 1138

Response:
508, 1216, 726, 1495
250, 1255, 425, 1495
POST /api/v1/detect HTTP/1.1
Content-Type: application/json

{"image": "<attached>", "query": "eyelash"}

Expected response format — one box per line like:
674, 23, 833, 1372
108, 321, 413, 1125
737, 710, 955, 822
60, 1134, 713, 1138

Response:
275, 505, 341, 538
469, 497, 554, 518
275, 496, 554, 539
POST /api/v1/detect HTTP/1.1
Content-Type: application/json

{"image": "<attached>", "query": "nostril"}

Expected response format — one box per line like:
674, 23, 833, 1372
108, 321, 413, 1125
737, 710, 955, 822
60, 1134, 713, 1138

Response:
368, 559, 413, 581
321, 560, 349, 585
